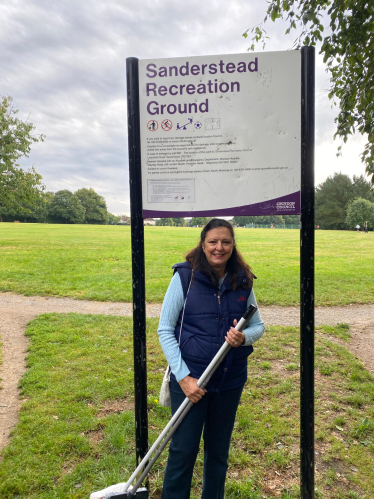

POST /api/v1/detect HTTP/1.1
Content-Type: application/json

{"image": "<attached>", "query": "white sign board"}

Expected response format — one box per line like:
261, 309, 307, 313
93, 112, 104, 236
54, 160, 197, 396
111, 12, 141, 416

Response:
139, 51, 301, 217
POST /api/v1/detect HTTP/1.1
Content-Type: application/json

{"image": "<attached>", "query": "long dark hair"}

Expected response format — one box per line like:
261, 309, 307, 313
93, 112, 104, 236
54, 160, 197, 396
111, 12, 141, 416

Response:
185, 218, 254, 289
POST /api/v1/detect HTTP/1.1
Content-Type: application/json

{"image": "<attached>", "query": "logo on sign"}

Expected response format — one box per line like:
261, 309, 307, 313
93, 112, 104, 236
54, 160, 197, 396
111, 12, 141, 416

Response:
276, 202, 296, 211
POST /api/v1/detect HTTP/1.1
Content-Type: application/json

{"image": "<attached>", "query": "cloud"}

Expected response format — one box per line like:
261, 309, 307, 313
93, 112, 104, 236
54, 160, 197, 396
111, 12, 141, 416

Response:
1, 0, 368, 215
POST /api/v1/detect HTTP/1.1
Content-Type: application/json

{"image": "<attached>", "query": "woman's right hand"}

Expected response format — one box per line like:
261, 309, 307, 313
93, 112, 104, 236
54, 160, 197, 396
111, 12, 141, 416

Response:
179, 375, 207, 403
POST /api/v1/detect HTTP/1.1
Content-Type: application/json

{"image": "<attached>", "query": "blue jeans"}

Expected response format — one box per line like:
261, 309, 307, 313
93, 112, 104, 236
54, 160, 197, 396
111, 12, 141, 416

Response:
161, 379, 244, 499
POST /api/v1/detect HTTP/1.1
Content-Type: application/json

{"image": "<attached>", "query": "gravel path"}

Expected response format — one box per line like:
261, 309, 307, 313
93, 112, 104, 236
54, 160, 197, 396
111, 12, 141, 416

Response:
1, 292, 373, 452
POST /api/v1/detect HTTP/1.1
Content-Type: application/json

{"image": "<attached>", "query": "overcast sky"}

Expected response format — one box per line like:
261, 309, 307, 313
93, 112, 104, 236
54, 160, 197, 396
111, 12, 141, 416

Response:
1, 0, 368, 215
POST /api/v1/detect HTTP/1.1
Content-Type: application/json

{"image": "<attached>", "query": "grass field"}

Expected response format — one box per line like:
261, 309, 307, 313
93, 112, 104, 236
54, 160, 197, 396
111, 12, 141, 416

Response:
0, 223, 373, 306
0, 314, 373, 498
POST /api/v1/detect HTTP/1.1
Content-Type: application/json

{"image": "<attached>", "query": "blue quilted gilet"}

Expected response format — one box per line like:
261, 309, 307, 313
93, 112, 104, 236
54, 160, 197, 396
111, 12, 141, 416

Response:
172, 262, 253, 392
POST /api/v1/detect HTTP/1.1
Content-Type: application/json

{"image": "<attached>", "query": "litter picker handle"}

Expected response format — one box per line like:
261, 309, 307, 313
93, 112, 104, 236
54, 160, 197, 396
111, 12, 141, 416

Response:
127, 304, 257, 496
242, 303, 258, 323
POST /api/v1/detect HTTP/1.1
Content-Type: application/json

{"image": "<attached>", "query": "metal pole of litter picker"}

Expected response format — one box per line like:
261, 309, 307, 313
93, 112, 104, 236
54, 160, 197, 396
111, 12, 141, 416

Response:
126, 56, 148, 467
127, 305, 257, 496
300, 46, 315, 499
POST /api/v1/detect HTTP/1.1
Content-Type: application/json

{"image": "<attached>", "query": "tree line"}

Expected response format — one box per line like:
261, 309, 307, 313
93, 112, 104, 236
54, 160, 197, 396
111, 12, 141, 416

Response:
154, 215, 300, 227
2, 96, 373, 229
155, 217, 211, 227
316, 173, 374, 230
231, 215, 300, 228
3, 187, 119, 225
1, 96, 120, 224
230, 174, 374, 230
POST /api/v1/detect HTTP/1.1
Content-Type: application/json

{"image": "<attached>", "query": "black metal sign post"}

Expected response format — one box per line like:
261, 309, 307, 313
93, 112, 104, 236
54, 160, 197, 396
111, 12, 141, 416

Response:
300, 46, 315, 499
126, 49, 315, 498
126, 56, 149, 472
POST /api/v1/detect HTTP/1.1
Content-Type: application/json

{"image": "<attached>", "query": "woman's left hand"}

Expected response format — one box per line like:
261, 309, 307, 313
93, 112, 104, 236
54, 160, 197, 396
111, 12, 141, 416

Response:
225, 319, 245, 348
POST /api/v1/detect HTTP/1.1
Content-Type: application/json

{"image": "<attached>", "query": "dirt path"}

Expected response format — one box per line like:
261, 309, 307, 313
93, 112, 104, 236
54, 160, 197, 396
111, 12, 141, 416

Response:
1, 292, 373, 452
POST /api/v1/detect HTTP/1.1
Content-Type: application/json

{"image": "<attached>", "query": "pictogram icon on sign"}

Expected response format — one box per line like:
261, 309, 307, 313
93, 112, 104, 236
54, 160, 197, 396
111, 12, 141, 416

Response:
205, 118, 220, 130
176, 118, 193, 131
161, 119, 173, 131
147, 120, 158, 131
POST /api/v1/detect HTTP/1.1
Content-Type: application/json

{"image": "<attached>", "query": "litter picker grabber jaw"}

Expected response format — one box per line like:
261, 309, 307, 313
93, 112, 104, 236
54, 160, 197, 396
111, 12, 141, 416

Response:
90, 484, 150, 498
90, 304, 257, 499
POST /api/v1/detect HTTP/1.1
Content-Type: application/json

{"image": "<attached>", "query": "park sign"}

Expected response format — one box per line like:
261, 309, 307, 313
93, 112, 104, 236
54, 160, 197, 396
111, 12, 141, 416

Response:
138, 50, 301, 218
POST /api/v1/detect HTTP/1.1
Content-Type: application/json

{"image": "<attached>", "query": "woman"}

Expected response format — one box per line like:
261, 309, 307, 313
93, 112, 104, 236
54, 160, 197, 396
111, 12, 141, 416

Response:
158, 218, 265, 499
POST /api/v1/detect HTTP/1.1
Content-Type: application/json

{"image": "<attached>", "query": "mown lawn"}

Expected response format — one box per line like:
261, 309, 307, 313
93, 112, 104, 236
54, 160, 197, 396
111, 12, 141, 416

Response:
0, 314, 373, 498
0, 223, 373, 306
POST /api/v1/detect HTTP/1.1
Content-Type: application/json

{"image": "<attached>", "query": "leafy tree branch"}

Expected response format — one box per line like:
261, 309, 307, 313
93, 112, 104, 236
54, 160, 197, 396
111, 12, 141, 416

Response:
0, 96, 45, 221
244, 0, 374, 182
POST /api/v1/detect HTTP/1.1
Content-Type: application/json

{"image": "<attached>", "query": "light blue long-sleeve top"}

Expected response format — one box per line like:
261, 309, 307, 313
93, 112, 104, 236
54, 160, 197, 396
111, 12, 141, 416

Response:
157, 273, 265, 382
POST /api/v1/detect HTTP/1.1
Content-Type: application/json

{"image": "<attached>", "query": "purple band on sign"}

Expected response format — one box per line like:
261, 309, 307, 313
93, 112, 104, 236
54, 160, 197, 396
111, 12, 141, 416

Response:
143, 191, 300, 218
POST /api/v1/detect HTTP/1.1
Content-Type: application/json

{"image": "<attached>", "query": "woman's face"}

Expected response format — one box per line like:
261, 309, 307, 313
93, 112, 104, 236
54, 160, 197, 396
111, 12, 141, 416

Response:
202, 227, 234, 276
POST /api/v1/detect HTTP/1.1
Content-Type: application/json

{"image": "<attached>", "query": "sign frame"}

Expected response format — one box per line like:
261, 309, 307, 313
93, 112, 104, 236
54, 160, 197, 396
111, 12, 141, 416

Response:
138, 51, 302, 219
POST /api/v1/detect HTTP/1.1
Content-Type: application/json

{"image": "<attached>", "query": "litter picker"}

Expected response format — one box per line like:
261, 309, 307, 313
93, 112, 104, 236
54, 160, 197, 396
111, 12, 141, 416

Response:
90, 304, 257, 499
